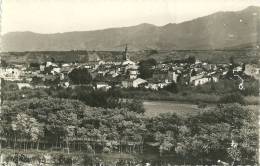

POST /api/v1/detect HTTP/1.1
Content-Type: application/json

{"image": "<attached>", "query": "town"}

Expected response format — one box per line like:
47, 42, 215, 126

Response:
1, 47, 259, 93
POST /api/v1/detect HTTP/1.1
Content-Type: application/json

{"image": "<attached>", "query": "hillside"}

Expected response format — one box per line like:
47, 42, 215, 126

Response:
2, 6, 260, 51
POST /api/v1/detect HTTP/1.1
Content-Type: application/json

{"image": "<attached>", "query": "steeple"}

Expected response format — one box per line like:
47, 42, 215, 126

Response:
123, 44, 128, 61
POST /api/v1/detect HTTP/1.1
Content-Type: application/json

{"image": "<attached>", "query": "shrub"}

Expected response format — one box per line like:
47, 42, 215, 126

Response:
219, 93, 245, 105
197, 102, 207, 109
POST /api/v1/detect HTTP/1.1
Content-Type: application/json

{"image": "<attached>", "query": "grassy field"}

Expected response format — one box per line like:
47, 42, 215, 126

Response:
144, 100, 259, 117
143, 100, 210, 117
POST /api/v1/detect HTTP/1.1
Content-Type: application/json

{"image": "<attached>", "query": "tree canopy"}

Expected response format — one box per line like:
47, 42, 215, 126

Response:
68, 68, 93, 84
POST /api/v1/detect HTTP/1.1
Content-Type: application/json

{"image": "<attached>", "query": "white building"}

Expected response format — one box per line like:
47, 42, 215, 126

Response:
96, 82, 111, 91
168, 70, 178, 83
40, 65, 45, 71
122, 60, 136, 66
191, 76, 218, 86
145, 83, 159, 90
17, 83, 32, 90
133, 78, 147, 88
129, 69, 139, 79
190, 74, 204, 83
0, 68, 22, 81
51, 67, 61, 74
46, 61, 58, 67
192, 77, 209, 86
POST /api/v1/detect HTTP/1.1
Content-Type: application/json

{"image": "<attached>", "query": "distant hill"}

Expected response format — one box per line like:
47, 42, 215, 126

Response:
2, 6, 260, 51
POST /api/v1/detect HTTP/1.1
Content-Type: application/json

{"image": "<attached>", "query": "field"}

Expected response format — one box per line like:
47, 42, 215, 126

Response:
143, 100, 210, 117
1, 49, 259, 65
144, 100, 259, 118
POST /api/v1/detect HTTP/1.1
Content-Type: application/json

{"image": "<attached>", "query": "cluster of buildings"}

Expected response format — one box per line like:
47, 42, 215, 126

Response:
1, 51, 259, 91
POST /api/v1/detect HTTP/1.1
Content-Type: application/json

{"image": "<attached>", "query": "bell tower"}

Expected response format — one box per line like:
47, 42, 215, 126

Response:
123, 44, 128, 61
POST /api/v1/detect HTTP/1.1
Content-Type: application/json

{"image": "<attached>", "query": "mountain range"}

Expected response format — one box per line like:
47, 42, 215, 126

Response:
2, 6, 260, 52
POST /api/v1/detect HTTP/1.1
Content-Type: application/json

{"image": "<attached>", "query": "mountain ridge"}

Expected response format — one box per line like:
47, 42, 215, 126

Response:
2, 6, 260, 51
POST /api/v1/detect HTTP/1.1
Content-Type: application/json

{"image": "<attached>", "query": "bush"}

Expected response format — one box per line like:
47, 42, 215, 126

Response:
197, 102, 207, 108
68, 68, 92, 84
163, 82, 178, 93
219, 93, 246, 105
124, 99, 145, 114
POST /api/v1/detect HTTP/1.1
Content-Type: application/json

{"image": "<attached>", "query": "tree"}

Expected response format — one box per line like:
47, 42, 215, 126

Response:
163, 82, 178, 93
227, 142, 241, 166
68, 68, 92, 84
186, 56, 196, 64
139, 58, 157, 79
125, 99, 145, 114
229, 56, 235, 65
29, 118, 44, 151
219, 93, 245, 105
1, 60, 8, 68
31, 76, 43, 85
12, 113, 42, 151
65, 125, 75, 154
190, 69, 197, 76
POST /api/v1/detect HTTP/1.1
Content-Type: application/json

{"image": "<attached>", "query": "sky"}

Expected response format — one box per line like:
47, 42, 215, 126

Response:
1, 0, 260, 34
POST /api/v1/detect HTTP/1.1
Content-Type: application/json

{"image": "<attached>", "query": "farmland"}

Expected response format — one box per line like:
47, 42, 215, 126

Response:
143, 100, 206, 117
144, 100, 258, 118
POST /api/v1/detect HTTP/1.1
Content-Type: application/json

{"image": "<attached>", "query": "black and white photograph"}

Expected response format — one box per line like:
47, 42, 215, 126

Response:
0, 0, 259, 165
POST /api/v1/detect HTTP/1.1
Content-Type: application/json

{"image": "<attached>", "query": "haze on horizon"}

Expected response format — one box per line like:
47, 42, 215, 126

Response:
1, 0, 260, 35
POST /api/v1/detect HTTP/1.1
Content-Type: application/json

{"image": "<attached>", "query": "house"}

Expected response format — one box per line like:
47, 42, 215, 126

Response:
190, 76, 218, 86
133, 78, 147, 88
107, 70, 120, 78
211, 76, 218, 82
62, 63, 71, 67
191, 77, 209, 86
168, 70, 178, 83
157, 82, 169, 88
0, 67, 22, 81
233, 66, 243, 73
145, 83, 159, 90
96, 82, 111, 91
128, 69, 139, 79
195, 59, 202, 64
17, 83, 32, 90
62, 82, 70, 88
84, 61, 100, 69
46, 61, 58, 68
59, 73, 65, 80
190, 74, 204, 83
202, 63, 211, 71
97, 70, 109, 77
34, 85, 50, 89
121, 78, 147, 88
122, 60, 136, 66
122, 80, 133, 88
51, 67, 61, 75
40, 64, 45, 72
60, 66, 72, 74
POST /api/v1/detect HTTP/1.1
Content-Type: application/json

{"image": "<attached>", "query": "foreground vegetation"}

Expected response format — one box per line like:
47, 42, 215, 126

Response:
0, 96, 258, 165
1, 73, 259, 165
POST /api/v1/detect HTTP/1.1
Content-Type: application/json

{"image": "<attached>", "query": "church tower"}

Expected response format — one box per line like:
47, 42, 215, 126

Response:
123, 44, 128, 61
